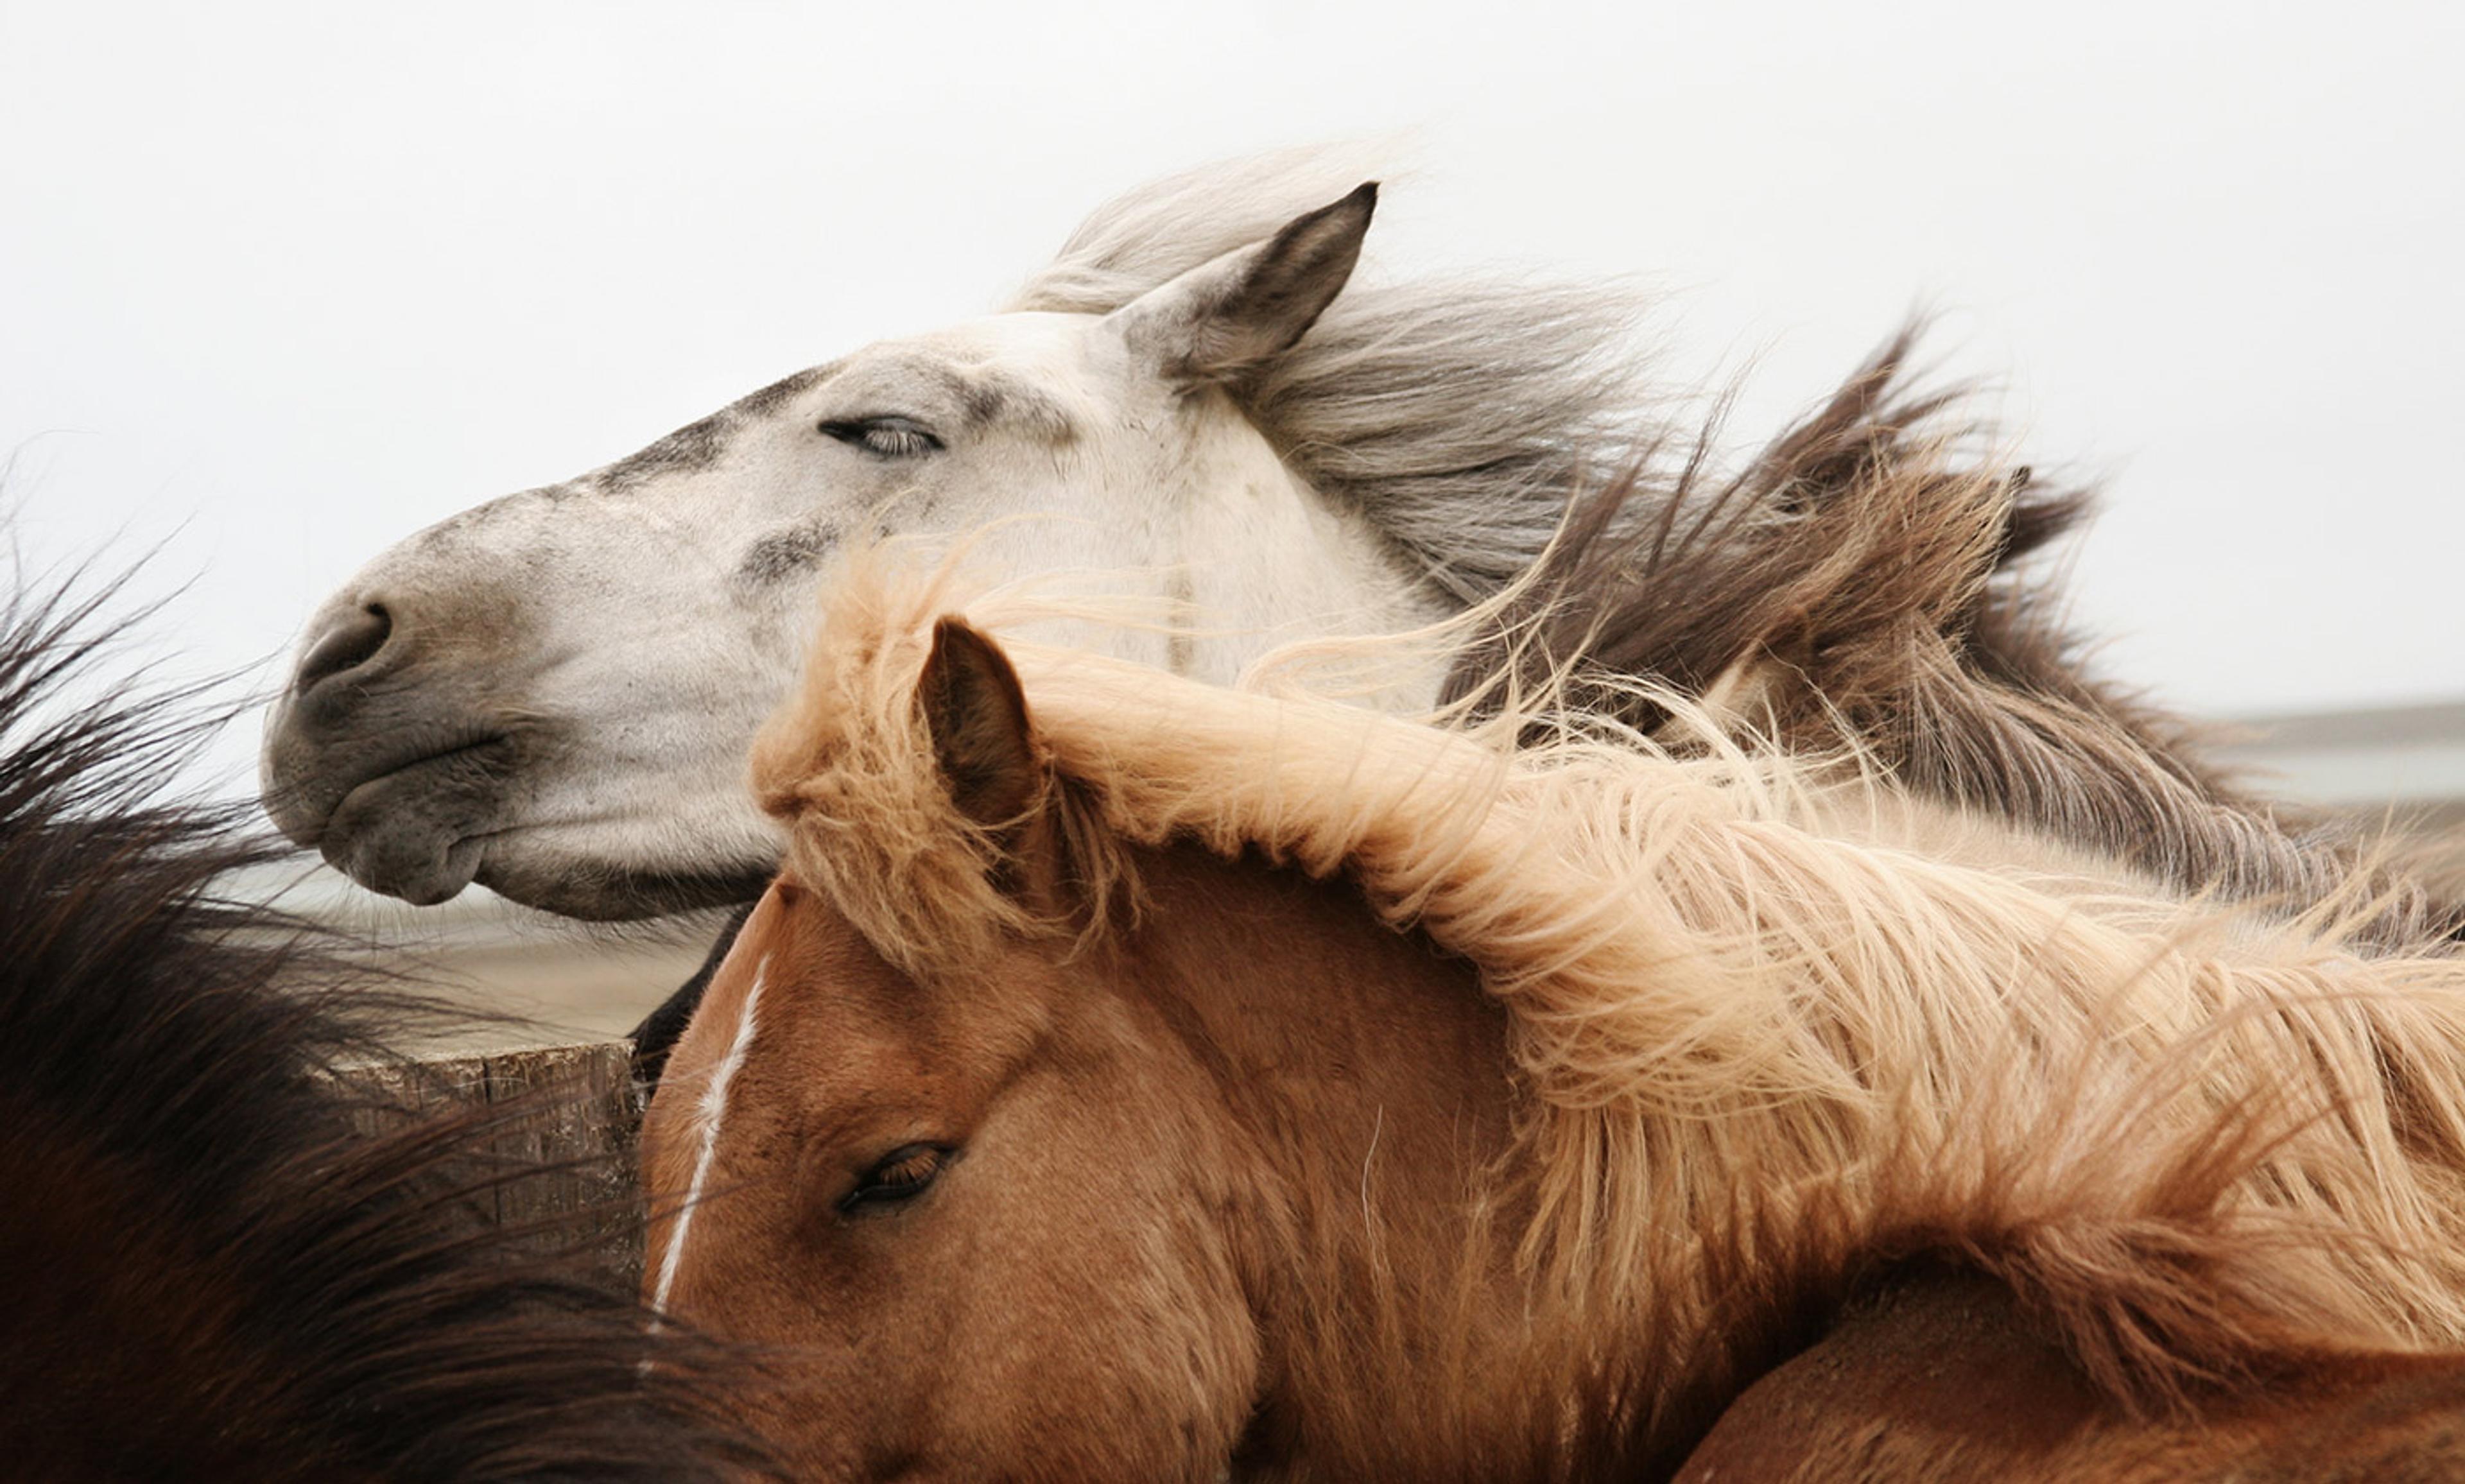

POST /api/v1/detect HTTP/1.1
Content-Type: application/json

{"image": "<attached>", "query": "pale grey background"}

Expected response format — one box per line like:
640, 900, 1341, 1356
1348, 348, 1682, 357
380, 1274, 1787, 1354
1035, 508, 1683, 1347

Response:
5, 0, 2460, 807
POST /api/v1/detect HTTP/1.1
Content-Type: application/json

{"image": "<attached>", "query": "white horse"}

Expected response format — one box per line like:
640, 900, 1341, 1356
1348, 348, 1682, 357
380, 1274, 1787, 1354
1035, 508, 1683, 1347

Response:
260, 153, 1667, 919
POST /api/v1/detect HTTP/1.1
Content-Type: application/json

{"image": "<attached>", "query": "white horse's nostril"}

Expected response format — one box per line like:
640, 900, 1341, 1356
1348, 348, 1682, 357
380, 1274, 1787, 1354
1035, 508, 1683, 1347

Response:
294, 604, 393, 694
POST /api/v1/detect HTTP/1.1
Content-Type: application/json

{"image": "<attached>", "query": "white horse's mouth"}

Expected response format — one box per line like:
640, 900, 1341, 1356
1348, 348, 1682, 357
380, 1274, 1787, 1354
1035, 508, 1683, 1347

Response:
304, 730, 519, 904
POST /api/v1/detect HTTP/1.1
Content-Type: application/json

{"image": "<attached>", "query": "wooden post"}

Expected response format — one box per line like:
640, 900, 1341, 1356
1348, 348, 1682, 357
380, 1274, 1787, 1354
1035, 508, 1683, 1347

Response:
342, 1038, 647, 1281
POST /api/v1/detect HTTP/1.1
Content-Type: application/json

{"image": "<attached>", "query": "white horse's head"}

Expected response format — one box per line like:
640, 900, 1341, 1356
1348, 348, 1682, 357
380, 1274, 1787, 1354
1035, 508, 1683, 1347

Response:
262, 156, 1657, 919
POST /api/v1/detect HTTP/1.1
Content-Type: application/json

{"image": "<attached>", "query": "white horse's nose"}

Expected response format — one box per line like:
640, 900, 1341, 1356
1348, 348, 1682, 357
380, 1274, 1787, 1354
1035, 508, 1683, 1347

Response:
291, 602, 394, 695
260, 581, 517, 904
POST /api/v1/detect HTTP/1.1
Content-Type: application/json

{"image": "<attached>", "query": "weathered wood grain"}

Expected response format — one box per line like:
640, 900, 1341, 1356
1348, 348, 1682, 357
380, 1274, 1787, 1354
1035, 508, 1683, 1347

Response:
342, 1039, 646, 1280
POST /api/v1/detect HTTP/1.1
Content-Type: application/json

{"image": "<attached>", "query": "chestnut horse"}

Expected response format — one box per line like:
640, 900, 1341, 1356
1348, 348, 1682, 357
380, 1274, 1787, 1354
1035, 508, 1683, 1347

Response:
641, 551, 2465, 1480
0, 564, 762, 1480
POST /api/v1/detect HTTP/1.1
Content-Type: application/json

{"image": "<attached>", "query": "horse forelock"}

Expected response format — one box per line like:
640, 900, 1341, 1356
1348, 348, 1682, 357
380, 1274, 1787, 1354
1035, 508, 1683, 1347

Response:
761, 543, 2465, 1435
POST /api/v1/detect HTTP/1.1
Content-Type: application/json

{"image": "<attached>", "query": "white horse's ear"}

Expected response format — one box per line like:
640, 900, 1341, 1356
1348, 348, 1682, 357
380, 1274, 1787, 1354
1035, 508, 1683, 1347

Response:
1107, 182, 1376, 388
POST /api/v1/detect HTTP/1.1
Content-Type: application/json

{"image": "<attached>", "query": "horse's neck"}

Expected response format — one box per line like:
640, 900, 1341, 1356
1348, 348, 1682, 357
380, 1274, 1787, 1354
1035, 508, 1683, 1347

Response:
1194, 436, 1443, 692
1116, 410, 1451, 709
1125, 841, 1512, 1179
1121, 842, 1555, 1473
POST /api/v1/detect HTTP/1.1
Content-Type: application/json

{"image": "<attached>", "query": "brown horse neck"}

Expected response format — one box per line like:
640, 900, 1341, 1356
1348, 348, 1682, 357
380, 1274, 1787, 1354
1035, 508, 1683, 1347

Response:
1113, 840, 1569, 1474
1679, 1268, 2465, 1484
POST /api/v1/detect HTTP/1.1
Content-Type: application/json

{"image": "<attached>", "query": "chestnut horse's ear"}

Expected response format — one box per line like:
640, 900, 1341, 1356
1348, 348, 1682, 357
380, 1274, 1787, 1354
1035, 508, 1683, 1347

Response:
918, 616, 1041, 831
1106, 182, 1375, 388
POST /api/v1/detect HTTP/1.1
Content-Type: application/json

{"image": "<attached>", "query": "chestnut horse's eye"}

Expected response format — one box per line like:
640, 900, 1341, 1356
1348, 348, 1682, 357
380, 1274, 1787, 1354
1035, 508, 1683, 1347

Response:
839, 1143, 955, 1214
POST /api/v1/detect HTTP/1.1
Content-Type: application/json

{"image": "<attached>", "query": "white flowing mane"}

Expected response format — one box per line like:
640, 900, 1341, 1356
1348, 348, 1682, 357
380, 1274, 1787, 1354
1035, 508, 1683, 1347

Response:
1010, 149, 1673, 598
754, 544, 2465, 1413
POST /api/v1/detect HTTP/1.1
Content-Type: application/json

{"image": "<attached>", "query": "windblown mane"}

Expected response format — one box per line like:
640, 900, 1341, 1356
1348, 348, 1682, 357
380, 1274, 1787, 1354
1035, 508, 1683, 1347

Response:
1439, 331, 2461, 943
0, 568, 760, 1481
1016, 159, 2450, 940
1009, 147, 1674, 598
756, 548, 2465, 1456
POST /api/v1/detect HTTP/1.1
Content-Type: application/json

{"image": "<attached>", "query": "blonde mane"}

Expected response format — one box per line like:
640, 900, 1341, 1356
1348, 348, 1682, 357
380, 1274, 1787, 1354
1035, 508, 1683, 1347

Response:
752, 546, 2465, 1419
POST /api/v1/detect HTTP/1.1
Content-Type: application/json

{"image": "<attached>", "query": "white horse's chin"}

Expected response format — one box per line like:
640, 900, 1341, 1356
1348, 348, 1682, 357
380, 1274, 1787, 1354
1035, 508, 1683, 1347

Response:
467, 845, 777, 921
458, 809, 783, 922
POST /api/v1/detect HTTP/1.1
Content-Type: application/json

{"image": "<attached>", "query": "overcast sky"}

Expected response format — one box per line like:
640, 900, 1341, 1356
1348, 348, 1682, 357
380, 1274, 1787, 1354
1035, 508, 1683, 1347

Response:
3, 1, 2459, 802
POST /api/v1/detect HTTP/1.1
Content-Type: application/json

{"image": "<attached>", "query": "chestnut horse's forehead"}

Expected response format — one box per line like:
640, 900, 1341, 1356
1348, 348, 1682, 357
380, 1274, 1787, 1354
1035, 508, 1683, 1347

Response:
660, 884, 881, 1100
642, 873, 1059, 1318
641, 886, 788, 1211
666, 886, 788, 1074
657, 877, 1039, 1144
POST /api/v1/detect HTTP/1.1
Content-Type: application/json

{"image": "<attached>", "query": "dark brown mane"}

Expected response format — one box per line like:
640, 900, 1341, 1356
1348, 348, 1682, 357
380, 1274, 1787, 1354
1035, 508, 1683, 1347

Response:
0, 567, 765, 1481
1445, 326, 2460, 943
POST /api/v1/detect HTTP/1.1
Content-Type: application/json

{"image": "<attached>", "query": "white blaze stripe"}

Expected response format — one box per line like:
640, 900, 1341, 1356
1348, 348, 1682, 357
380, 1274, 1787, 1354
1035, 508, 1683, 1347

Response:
650, 955, 769, 1316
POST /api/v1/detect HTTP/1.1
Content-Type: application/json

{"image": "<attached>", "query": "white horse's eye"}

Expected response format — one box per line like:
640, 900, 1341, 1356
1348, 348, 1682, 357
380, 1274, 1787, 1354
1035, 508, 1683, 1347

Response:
820, 417, 944, 459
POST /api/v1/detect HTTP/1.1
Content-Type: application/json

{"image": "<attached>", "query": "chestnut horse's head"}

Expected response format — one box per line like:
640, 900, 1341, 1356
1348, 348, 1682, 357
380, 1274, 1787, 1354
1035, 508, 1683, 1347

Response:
639, 607, 1521, 1478
639, 613, 1259, 1479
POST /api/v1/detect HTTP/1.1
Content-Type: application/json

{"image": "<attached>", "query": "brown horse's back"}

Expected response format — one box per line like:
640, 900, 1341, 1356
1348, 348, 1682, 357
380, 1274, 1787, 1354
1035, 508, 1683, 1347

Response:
1677, 1272, 2465, 1483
